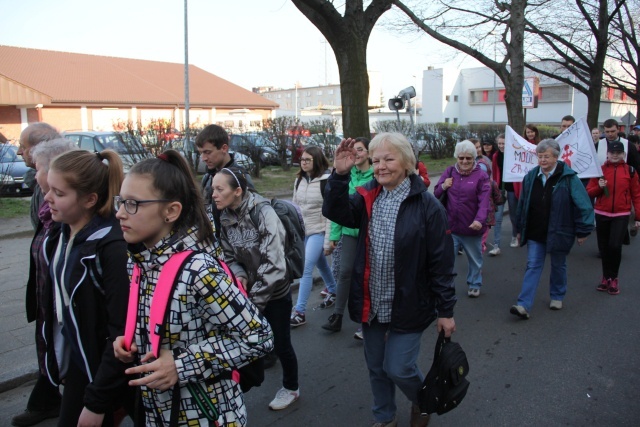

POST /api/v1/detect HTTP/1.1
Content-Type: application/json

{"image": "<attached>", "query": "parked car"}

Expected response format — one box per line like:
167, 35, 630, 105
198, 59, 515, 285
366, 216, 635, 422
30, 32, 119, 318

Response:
229, 133, 291, 167
0, 143, 33, 197
62, 131, 151, 172
170, 138, 255, 176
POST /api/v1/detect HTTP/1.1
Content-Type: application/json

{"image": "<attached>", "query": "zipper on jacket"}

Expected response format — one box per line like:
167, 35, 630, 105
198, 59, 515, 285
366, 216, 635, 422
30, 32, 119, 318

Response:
611, 164, 617, 213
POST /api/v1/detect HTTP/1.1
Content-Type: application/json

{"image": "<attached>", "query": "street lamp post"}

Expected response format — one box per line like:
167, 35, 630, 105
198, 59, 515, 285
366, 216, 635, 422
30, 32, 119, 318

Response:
490, 31, 497, 124
184, 0, 190, 141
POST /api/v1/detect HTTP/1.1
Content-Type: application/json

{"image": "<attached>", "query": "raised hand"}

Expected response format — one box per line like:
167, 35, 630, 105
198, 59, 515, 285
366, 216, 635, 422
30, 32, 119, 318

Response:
334, 138, 357, 174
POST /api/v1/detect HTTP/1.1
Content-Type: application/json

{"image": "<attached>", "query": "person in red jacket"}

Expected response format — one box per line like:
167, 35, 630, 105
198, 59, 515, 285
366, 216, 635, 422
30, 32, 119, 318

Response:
587, 141, 640, 295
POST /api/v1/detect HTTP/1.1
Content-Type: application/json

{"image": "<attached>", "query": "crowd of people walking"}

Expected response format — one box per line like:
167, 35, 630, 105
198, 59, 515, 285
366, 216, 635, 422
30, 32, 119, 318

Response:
9, 118, 639, 427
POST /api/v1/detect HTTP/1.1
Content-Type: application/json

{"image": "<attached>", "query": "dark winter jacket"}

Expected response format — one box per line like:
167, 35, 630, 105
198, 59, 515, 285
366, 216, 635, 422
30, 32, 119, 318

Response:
50, 214, 130, 414
516, 161, 594, 253
323, 172, 457, 333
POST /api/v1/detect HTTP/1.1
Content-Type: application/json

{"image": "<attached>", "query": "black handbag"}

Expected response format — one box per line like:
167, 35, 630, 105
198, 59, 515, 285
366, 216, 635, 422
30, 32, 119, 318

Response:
418, 331, 470, 415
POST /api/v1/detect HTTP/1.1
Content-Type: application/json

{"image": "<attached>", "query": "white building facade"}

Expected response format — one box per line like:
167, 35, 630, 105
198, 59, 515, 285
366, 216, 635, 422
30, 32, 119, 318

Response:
421, 63, 635, 127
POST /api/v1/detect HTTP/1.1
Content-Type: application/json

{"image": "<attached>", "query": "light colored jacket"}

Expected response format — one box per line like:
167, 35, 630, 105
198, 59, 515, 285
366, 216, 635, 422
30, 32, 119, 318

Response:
219, 191, 290, 311
293, 171, 332, 250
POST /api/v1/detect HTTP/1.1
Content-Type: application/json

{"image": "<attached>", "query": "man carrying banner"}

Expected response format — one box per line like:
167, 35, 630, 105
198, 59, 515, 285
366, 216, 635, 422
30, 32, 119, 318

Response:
510, 139, 594, 320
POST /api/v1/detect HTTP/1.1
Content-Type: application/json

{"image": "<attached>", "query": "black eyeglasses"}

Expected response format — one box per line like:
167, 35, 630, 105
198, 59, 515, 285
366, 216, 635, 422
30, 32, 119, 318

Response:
300, 157, 313, 163
114, 196, 171, 214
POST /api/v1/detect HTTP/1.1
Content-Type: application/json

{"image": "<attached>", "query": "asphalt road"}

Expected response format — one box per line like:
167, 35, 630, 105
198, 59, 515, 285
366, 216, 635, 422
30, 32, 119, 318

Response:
2, 221, 639, 426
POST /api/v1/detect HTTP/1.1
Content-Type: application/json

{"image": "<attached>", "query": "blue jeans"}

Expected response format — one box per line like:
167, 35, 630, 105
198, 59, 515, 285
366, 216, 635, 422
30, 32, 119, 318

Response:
507, 191, 519, 236
517, 240, 567, 310
492, 204, 505, 247
362, 320, 424, 423
452, 234, 483, 289
294, 233, 337, 314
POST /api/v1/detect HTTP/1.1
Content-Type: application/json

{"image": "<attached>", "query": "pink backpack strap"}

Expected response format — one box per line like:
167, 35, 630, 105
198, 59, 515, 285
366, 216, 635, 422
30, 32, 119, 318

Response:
123, 264, 141, 351
148, 251, 193, 358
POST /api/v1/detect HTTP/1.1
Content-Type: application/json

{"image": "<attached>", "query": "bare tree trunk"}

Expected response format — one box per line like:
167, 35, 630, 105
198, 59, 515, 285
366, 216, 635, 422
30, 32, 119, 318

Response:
334, 37, 371, 138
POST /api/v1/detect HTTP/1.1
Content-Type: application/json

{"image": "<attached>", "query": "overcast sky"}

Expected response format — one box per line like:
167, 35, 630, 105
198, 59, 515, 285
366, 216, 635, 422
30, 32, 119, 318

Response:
0, 0, 481, 100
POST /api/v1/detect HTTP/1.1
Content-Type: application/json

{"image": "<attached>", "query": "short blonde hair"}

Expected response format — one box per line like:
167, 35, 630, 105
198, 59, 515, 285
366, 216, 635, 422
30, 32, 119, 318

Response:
369, 132, 416, 175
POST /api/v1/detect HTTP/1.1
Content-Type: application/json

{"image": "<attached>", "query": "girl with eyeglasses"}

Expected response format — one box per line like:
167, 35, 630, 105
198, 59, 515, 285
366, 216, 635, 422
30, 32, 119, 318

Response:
290, 146, 338, 327
44, 149, 132, 426
112, 150, 273, 425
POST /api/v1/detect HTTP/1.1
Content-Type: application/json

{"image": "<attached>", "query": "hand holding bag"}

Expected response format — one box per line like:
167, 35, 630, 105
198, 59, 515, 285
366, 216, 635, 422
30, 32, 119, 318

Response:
418, 330, 470, 415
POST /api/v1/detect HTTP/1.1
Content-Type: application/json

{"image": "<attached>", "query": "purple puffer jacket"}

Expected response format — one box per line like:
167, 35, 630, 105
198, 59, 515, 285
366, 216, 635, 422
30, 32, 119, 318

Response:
434, 164, 491, 236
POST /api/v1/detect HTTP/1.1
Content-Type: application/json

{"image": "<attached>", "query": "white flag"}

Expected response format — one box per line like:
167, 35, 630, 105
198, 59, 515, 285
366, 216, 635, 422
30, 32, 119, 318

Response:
503, 126, 537, 182
555, 118, 602, 178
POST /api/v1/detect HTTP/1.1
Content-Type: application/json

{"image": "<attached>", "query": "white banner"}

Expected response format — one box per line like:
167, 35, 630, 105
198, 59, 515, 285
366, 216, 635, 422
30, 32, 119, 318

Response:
555, 118, 602, 178
503, 118, 602, 182
503, 126, 538, 182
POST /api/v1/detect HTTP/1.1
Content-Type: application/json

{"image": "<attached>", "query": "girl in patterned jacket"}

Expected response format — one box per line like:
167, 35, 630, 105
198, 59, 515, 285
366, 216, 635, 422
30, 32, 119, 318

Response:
113, 150, 273, 426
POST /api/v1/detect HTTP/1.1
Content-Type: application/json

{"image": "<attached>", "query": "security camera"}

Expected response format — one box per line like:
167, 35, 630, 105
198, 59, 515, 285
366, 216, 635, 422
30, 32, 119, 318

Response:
398, 86, 416, 99
388, 98, 405, 111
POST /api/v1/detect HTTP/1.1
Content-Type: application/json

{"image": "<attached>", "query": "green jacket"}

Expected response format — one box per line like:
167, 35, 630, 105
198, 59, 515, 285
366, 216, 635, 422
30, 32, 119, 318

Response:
329, 166, 374, 241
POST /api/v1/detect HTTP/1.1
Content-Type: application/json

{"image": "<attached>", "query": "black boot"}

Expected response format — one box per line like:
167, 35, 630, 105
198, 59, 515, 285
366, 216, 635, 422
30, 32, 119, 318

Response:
321, 313, 343, 332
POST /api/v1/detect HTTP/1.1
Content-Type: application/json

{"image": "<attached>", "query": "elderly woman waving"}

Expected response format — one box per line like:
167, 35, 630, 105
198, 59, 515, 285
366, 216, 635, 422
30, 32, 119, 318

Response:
323, 133, 456, 427
434, 140, 492, 298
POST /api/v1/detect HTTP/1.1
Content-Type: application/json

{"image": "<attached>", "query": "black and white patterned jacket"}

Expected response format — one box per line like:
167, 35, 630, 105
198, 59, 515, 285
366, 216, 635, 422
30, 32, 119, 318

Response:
127, 227, 273, 426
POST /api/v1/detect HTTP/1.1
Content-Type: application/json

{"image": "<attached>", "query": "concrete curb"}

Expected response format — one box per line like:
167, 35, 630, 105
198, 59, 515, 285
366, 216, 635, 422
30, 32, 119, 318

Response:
0, 229, 34, 240
0, 371, 38, 395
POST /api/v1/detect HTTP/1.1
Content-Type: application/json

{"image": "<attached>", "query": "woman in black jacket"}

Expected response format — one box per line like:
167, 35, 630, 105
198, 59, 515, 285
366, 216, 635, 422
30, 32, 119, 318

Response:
323, 133, 457, 427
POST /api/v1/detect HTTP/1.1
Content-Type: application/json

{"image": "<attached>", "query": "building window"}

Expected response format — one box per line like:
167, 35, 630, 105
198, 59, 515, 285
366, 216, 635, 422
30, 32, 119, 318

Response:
277, 94, 282, 99
287, 93, 291, 98
539, 85, 571, 102
453, 118, 458, 124
454, 95, 459, 102
469, 90, 495, 104
446, 95, 450, 102
317, 90, 323, 95
445, 118, 450, 123
328, 89, 334, 95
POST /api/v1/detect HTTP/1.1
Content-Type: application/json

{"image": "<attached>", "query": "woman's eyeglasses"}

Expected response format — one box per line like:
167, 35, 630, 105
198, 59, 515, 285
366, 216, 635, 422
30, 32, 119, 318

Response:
114, 196, 171, 214
300, 157, 313, 163
457, 156, 474, 161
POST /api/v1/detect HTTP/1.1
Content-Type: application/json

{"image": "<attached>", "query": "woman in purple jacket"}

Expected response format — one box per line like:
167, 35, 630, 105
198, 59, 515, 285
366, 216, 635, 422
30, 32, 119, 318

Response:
435, 140, 492, 298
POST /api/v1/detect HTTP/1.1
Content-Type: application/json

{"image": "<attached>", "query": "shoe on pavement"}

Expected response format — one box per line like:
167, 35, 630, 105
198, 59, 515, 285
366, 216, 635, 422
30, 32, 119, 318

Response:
608, 278, 620, 295
596, 277, 610, 292
410, 403, 430, 427
549, 300, 563, 310
319, 293, 336, 309
354, 327, 364, 340
371, 418, 397, 427
11, 407, 60, 427
488, 246, 501, 256
321, 313, 343, 332
631, 227, 638, 237
510, 305, 530, 319
467, 288, 480, 298
510, 237, 518, 247
320, 287, 329, 297
268, 387, 300, 410
290, 310, 306, 327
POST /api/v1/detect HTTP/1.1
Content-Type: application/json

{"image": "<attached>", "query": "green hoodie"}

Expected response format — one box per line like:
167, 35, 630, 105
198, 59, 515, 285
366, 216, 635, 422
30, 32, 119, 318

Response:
329, 165, 374, 241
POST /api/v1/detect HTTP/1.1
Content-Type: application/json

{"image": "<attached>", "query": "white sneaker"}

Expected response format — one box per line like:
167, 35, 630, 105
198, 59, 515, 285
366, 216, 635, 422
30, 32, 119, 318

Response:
549, 300, 563, 310
467, 288, 480, 298
510, 237, 518, 248
488, 246, 501, 256
269, 387, 299, 410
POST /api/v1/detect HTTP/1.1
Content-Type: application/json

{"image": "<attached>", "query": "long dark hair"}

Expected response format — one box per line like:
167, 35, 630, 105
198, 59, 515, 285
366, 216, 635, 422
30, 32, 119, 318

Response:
296, 145, 329, 180
129, 150, 213, 245
524, 124, 541, 144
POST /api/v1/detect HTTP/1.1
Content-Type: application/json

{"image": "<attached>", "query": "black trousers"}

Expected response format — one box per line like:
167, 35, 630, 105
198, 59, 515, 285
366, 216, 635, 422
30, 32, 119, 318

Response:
596, 214, 629, 279
27, 373, 61, 411
58, 361, 115, 427
263, 291, 299, 391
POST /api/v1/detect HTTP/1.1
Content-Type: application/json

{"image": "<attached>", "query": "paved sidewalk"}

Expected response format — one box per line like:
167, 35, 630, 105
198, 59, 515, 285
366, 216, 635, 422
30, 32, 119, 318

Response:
0, 215, 36, 393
